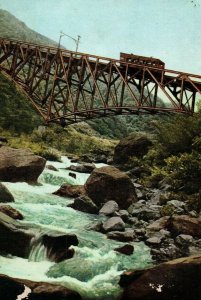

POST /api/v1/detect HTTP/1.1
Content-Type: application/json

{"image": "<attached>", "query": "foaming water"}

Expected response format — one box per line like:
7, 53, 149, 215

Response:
0, 156, 152, 299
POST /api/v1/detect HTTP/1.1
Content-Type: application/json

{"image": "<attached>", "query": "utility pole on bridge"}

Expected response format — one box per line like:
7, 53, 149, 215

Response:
58, 31, 81, 52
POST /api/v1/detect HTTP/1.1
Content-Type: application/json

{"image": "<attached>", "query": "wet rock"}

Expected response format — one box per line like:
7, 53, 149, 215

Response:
114, 135, 152, 164
168, 215, 201, 238
0, 183, 14, 203
67, 163, 95, 173
102, 216, 125, 232
114, 244, 134, 255
42, 233, 78, 263
68, 195, 98, 214
107, 229, 135, 242
119, 255, 201, 300
69, 172, 76, 179
99, 200, 119, 216
85, 166, 137, 209
0, 205, 23, 220
0, 274, 82, 300
46, 165, 58, 171
53, 184, 86, 198
0, 211, 33, 257
0, 147, 46, 182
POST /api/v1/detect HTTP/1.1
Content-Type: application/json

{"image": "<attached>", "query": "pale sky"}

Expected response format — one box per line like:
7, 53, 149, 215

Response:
0, 0, 201, 74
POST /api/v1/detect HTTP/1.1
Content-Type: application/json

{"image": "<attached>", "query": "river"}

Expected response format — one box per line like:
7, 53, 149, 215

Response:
0, 156, 152, 300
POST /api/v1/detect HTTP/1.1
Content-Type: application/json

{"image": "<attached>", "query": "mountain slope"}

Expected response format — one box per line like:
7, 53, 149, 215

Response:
0, 9, 56, 46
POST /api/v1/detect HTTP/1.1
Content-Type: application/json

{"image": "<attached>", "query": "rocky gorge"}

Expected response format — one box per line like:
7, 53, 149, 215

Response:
0, 142, 201, 299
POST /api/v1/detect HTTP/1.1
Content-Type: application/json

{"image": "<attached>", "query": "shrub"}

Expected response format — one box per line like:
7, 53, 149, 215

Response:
165, 151, 201, 193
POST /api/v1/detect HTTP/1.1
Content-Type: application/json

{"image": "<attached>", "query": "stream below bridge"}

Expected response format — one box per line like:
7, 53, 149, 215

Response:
0, 156, 152, 300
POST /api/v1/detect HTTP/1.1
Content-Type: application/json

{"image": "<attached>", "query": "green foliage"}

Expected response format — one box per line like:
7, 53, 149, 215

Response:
40, 148, 61, 161
152, 112, 201, 157
160, 204, 175, 217
165, 151, 201, 193
0, 73, 42, 133
187, 193, 201, 212
142, 166, 168, 188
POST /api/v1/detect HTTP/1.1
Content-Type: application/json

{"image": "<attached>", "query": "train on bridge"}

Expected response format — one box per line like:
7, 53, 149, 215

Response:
120, 52, 165, 69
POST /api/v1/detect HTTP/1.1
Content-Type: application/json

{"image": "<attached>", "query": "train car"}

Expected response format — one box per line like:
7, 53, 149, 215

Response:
120, 52, 165, 69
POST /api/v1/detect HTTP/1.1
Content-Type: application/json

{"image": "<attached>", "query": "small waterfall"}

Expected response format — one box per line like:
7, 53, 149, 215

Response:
28, 236, 47, 262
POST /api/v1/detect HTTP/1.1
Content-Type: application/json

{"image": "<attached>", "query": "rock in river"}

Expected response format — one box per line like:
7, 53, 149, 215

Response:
0, 183, 14, 203
0, 205, 23, 220
67, 163, 95, 173
102, 216, 125, 232
119, 254, 201, 300
0, 147, 46, 182
68, 195, 98, 214
0, 211, 33, 257
42, 233, 79, 263
53, 184, 86, 198
85, 166, 137, 209
0, 274, 82, 300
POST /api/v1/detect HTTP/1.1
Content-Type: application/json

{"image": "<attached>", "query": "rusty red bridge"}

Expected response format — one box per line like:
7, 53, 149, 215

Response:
0, 38, 201, 125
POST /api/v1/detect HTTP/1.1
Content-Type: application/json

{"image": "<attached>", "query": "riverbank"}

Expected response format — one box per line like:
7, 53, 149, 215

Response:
0, 149, 201, 299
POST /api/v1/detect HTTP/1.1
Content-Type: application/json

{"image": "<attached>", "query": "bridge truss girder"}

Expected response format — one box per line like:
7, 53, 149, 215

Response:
0, 38, 201, 125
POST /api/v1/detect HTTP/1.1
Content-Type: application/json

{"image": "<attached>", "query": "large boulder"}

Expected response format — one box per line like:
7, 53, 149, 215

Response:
168, 215, 201, 238
85, 166, 137, 209
0, 274, 82, 300
114, 135, 152, 164
0, 147, 46, 182
119, 255, 201, 300
0, 211, 33, 257
0, 183, 14, 203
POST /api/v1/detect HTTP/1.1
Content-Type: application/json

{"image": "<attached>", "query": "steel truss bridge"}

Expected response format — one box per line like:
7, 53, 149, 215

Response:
0, 38, 201, 125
